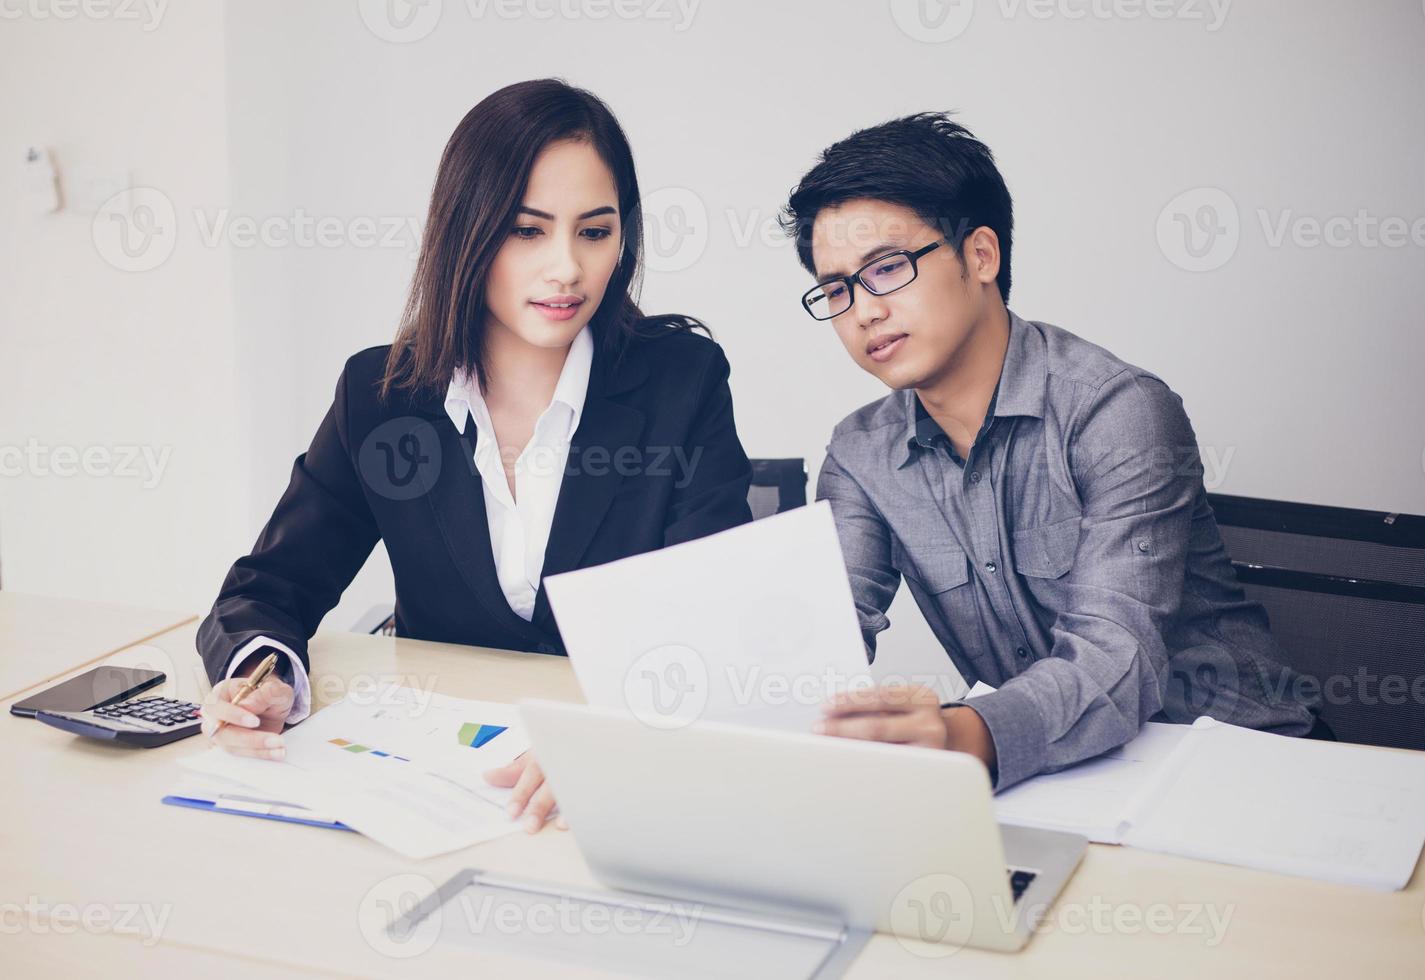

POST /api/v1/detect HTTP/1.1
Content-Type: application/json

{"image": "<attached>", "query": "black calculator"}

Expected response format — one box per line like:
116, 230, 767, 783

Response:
36, 695, 203, 747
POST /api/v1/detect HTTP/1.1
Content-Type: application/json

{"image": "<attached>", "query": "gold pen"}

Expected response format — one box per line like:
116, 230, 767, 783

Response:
211, 651, 279, 738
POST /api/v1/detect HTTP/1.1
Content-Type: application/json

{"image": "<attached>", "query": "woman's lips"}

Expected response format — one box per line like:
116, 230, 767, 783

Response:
531, 299, 583, 321
867, 333, 908, 363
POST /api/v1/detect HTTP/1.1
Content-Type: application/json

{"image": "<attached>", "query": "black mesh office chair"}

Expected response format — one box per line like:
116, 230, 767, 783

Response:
1208, 493, 1425, 751
355, 457, 810, 635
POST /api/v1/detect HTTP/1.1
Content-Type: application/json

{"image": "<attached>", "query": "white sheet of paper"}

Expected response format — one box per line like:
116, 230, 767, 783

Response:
984, 691, 1425, 889
1125, 718, 1425, 890
544, 501, 872, 733
992, 720, 1198, 843
178, 686, 530, 859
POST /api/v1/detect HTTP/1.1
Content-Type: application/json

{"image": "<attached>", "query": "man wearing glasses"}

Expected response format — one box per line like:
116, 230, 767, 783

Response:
784, 113, 1325, 791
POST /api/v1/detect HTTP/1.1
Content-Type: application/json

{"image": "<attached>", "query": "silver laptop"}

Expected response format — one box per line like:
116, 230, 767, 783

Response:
518, 699, 1086, 953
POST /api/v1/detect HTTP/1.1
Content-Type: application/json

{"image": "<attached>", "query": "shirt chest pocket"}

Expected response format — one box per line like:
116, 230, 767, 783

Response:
1011, 515, 1080, 579
891, 538, 971, 594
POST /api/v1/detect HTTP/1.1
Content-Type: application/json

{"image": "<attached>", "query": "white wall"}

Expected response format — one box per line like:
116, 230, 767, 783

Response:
5, 0, 1423, 690
0, 2, 247, 614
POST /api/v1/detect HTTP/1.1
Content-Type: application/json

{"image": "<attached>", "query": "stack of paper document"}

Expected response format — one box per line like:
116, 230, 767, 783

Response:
176, 686, 531, 859
990, 707, 1425, 890
544, 501, 872, 733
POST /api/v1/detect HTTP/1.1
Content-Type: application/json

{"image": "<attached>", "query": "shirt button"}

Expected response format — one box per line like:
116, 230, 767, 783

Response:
1016, 647, 1030, 659
985, 561, 997, 574
970, 470, 982, 484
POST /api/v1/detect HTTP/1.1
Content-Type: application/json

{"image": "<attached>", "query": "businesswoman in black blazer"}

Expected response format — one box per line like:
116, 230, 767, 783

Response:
197, 79, 753, 829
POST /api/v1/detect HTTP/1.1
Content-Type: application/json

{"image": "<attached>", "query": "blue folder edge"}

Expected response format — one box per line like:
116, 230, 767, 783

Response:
161, 795, 356, 832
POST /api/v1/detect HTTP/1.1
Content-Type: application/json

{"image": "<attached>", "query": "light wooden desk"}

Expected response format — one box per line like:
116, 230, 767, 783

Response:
0, 591, 194, 703
4, 618, 1423, 979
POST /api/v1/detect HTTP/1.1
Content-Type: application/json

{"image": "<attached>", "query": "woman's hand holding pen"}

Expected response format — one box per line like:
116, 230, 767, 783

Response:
199, 662, 295, 760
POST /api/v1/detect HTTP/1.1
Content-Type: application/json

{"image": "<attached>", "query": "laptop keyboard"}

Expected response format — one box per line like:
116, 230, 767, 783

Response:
1008, 868, 1038, 903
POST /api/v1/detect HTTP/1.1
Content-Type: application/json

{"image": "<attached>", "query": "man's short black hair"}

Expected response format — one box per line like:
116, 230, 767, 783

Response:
781, 112, 1014, 302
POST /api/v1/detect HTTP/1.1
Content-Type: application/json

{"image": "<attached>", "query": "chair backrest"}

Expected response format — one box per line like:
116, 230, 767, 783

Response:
747, 458, 808, 521
1208, 493, 1425, 750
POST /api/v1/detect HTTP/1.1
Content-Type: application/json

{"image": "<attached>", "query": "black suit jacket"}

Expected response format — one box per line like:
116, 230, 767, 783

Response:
197, 329, 753, 683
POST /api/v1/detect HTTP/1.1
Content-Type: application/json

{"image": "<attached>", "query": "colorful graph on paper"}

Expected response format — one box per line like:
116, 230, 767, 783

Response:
456, 723, 507, 749
327, 737, 410, 761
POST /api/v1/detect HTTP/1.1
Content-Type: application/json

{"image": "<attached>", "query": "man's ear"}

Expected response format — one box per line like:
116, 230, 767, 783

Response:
964, 227, 1001, 287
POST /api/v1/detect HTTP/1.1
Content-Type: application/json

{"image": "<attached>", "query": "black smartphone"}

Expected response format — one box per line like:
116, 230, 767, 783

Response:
10, 666, 165, 718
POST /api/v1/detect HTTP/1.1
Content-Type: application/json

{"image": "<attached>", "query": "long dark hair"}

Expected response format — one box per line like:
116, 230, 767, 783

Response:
380, 78, 701, 401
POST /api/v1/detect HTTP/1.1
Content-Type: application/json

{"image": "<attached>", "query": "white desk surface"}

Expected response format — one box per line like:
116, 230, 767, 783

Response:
0, 591, 194, 702
4, 617, 1422, 978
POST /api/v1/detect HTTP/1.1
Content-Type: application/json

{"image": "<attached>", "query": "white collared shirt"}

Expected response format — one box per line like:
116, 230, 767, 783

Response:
228, 326, 594, 725
442, 324, 593, 621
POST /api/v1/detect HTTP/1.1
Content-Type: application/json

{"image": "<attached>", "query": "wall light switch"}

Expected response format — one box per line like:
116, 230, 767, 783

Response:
22, 146, 61, 215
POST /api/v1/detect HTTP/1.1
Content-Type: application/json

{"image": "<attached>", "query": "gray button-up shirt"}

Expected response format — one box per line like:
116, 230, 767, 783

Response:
818, 311, 1318, 791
